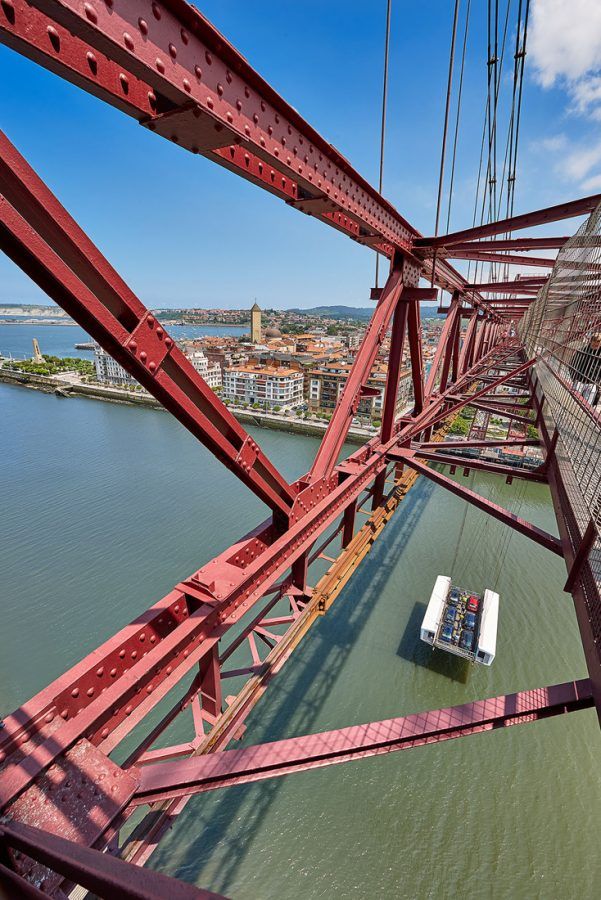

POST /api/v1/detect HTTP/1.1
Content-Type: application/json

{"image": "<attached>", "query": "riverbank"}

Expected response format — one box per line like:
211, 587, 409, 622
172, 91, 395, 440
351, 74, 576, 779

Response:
0, 367, 374, 445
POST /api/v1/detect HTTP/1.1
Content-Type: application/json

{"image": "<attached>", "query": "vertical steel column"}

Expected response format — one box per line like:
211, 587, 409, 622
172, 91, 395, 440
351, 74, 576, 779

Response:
424, 291, 460, 398
451, 310, 461, 383
199, 647, 222, 720
342, 499, 357, 548
407, 299, 425, 415
458, 313, 478, 376
372, 291, 410, 507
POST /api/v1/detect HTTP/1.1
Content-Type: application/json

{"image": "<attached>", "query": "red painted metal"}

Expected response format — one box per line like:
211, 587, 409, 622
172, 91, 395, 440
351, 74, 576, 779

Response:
416, 195, 601, 249
413, 450, 546, 482
0, 820, 223, 898
393, 451, 562, 554
131, 680, 593, 803
415, 437, 540, 450
434, 237, 570, 252
1, 3, 600, 894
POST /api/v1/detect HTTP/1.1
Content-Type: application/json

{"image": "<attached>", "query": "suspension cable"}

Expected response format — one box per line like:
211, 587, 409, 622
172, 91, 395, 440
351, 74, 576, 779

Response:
446, 0, 472, 234
431, 0, 461, 288
375, 0, 392, 290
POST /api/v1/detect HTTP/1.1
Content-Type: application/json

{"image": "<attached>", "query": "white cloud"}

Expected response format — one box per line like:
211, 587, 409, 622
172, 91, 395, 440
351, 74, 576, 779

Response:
580, 172, 601, 192
530, 0, 601, 89
529, 1, 601, 192
563, 140, 601, 180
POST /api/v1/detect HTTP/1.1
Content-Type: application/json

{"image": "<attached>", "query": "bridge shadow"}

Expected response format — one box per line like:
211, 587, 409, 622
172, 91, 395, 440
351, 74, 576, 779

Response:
396, 601, 470, 684
150, 475, 447, 895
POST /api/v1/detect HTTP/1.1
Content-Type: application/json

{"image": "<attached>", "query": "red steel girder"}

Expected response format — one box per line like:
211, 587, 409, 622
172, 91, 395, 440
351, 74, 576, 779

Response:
448, 250, 557, 268
431, 237, 570, 252
0, 820, 222, 898
131, 680, 593, 803
416, 194, 601, 250
414, 437, 540, 450
308, 262, 418, 483
464, 279, 546, 293
0, 129, 296, 518
413, 449, 546, 482
393, 451, 561, 554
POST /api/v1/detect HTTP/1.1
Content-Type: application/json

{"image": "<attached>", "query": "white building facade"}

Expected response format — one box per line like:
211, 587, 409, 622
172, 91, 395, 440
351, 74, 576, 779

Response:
223, 364, 303, 410
185, 350, 222, 389
93, 344, 137, 386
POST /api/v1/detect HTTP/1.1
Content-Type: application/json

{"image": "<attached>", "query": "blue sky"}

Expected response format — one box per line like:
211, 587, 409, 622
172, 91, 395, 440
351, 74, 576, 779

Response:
1, 0, 600, 309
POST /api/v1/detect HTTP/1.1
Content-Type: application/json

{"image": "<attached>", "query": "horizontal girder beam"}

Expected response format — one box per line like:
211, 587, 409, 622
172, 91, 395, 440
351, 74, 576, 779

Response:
131, 680, 593, 803
413, 450, 546, 482
393, 451, 562, 554
416, 195, 601, 249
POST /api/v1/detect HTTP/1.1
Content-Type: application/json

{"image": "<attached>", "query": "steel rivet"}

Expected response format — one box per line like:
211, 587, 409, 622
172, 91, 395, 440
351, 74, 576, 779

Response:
151, 1, 161, 19
156, 57, 165, 74
138, 17, 148, 35
140, 351, 147, 362
168, 42, 177, 59
183, 78, 191, 93
123, 32, 134, 51
87, 687, 94, 697
181, 28, 189, 44
194, 64, 202, 80
71, 688, 79, 698
47, 25, 60, 53
96, 667, 104, 677
110, 668, 117, 677
83, 3, 97, 24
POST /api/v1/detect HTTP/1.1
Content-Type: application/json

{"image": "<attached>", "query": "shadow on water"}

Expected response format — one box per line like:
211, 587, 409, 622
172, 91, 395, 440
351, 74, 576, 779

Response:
396, 601, 470, 684
151, 476, 441, 894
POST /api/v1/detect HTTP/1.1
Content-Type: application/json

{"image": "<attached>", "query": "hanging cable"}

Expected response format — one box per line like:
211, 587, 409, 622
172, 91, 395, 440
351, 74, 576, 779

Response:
375, 0, 392, 290
431, 0, 461, 288
445, 0, 472, 234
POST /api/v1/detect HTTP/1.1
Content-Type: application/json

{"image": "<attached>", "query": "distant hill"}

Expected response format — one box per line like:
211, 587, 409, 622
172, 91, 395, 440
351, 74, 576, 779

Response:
291, 304, 441, 320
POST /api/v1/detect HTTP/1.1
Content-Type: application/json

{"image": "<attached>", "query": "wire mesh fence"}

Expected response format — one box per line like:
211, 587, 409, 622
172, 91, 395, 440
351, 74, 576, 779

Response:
520, 201, 601, 653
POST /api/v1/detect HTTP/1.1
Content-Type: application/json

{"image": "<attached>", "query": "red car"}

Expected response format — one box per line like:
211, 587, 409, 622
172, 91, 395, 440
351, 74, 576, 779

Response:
467, 595, 479, 612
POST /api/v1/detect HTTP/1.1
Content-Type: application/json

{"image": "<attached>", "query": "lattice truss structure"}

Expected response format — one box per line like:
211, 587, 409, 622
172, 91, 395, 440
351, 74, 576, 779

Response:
0, 3, 600, 896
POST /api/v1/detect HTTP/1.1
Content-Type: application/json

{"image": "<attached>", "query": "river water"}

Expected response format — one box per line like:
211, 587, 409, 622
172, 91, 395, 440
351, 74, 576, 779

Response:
0, 327, 599, 899
0, 322, 247, 362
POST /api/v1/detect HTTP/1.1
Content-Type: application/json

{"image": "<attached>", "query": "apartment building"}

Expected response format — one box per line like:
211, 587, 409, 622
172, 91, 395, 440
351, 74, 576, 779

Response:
185, 349, 222, 388
223, 362, 304, 410
308, 360, 412, 421
93, 344, 137, 386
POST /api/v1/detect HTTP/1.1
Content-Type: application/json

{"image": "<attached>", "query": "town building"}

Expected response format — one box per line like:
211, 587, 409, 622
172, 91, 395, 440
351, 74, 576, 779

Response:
307, 360, 412, 422
250, 301, 262, 343
93, 343, 137, 386
185, 349, 222, 388
223, 361, 303, 410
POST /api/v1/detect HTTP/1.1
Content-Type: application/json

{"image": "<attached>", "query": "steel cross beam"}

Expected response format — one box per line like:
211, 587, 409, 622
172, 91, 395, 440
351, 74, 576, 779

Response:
131, 680, 593, 803
392, 451, 562, 554
415, 195, 601, 250
413, 450, 546, 482
0, 130, 297, 518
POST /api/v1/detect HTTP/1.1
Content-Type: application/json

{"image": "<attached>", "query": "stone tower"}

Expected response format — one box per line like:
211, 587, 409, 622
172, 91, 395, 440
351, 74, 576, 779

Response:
250, 301, 261, 343
32, 338, 43, 363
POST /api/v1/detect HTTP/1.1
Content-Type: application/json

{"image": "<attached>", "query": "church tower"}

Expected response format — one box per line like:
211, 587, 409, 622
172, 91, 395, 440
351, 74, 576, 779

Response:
250, 301, 261, 343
